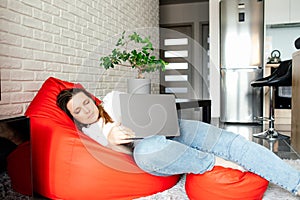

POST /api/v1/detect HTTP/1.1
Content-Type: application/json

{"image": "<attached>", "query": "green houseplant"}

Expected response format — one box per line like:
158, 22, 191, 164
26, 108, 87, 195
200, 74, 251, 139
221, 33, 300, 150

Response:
100, 31, 167, 79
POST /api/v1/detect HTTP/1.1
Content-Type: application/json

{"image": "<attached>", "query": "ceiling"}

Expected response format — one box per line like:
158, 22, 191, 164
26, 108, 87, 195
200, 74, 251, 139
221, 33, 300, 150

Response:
160, 0, 208, 5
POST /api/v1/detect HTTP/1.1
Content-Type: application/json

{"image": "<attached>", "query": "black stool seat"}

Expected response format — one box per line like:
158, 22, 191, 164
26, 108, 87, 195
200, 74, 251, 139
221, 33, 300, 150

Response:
251, 60, 292, 87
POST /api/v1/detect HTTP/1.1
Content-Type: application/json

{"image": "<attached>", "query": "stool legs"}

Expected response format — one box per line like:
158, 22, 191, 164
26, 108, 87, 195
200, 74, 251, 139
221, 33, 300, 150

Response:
253, 86, 289, 141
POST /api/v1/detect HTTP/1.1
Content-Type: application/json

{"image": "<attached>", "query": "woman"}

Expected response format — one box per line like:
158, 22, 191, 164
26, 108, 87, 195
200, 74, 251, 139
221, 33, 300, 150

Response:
57, 88, 135, 154
57, 88, 300, 196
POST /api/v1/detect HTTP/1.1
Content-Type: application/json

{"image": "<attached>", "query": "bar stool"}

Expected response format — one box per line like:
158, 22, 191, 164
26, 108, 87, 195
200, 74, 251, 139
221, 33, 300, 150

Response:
250, 60, 292, 141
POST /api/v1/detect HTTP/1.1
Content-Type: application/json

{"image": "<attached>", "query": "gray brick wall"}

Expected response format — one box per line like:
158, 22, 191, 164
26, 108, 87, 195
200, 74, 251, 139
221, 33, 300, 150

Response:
0, 0, 160, 118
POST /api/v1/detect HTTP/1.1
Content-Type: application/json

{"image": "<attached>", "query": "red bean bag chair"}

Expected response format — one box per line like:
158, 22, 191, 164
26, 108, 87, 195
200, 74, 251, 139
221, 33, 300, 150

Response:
24, 77, 180, 200
7, 141, 32, 196
185, 166, 269, 200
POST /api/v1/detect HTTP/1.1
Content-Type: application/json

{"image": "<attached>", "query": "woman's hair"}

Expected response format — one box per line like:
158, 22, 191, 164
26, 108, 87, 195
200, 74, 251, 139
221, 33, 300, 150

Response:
57, 88, 113, 130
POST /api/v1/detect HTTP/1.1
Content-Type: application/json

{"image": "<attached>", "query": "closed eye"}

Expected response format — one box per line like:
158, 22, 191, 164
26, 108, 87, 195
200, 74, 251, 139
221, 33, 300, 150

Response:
84, 99, 90, 105
74, 108, 81, 115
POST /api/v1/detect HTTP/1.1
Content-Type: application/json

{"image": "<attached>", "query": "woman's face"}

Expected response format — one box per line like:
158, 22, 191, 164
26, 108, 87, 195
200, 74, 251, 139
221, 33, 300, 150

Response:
66, 92, 99, 125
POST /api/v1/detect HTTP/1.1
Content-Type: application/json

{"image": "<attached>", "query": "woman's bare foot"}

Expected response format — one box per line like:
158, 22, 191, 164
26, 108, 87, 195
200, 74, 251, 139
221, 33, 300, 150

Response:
215, 156, 246, 172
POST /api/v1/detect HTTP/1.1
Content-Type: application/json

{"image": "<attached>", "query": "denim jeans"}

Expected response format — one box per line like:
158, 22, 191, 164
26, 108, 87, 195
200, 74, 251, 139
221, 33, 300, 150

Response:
133, 119, 300, 195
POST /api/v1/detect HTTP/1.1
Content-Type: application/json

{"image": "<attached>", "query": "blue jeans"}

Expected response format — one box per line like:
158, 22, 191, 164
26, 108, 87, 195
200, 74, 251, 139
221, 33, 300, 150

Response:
133, 119, 300, 195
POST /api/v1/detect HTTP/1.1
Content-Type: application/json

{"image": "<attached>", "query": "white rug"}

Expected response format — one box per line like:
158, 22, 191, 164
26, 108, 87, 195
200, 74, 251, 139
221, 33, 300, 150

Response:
1, 160, 299, 199
136, 159, 300, 200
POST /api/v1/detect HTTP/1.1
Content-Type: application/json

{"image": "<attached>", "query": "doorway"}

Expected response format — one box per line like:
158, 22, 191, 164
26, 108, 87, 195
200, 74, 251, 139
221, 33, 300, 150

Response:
160, 25, 194, 99
159, 1, 209, 120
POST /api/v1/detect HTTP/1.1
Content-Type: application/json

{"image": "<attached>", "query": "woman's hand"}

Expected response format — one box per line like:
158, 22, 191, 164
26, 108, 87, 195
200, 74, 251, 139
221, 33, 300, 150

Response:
107, 123, 135, 145
107, 124, 135, 154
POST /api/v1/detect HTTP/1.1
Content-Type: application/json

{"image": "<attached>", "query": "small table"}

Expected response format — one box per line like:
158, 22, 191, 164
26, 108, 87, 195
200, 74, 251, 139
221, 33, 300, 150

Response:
175, 99, 211, 124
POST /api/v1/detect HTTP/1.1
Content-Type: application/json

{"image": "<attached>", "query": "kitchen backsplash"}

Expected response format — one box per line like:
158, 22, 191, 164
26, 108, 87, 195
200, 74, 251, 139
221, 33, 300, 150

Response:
265, 26, 300, 61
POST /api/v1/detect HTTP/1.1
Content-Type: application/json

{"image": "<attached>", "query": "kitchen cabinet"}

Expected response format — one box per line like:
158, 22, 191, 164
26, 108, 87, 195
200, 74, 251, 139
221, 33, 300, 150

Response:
290, 0, 300, 23
265, 0, 300, 25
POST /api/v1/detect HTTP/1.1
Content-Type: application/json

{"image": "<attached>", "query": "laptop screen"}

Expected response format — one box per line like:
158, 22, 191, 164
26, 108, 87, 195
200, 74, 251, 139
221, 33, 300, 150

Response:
119, 94, 180, 138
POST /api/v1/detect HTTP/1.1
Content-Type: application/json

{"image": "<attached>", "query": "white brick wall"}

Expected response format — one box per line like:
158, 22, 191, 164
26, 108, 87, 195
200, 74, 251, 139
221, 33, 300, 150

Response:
0, 0, 160, 118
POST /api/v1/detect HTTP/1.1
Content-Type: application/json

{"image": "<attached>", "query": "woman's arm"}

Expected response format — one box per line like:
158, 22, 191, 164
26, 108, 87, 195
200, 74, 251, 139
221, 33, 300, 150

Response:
102, 91, 135, 154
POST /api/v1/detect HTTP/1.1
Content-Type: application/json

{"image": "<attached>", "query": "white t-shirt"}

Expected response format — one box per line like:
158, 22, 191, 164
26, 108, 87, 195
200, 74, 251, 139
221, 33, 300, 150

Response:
82, 91, 124, 146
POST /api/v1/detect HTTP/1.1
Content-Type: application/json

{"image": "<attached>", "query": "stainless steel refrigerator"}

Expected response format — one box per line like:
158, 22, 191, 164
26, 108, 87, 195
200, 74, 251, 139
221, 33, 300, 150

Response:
220, 0, 264, 123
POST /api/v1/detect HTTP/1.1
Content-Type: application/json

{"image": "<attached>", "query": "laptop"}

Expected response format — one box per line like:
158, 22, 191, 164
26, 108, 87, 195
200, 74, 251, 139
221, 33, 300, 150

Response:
119, 94, 180, 139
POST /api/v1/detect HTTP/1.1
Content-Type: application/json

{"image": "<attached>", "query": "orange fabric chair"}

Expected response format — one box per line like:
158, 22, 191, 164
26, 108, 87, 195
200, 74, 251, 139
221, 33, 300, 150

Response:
185, 166, 269, 200
24, 77, 179, 199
